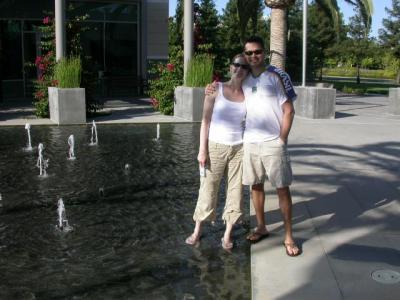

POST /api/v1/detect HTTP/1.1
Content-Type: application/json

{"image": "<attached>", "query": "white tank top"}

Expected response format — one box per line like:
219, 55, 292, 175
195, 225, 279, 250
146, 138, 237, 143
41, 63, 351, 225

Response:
208, 83, 246, 145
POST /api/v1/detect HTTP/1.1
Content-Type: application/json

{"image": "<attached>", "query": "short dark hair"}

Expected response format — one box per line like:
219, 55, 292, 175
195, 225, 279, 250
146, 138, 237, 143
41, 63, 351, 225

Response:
244, 36, 265, 50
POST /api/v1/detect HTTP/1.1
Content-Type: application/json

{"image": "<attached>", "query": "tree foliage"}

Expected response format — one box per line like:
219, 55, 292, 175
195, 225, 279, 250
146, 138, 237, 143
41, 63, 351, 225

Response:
307, 2, 338, 80
219, 0, 269, 72
379, 0, 400, 83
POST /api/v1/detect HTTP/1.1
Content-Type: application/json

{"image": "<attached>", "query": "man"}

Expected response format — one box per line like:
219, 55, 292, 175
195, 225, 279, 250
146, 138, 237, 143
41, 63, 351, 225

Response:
207, 36, 300, 256
241, 36, 300, 256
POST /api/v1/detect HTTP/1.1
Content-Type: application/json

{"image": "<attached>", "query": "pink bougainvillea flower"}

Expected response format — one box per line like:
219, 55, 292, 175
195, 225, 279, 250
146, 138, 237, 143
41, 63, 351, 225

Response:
43, 17, 50, 24
166, 63, 174, 72
35, 91, 44, 99
151, 98, 159, 108
35, 56, 43, 66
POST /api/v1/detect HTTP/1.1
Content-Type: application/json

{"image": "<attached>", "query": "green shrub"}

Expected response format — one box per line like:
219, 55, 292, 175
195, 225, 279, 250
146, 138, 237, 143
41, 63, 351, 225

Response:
341, 85, 366, 94
148, 46, 184, 115
323, 67, 397, 79
185, 54, 214, 87
54, 57, 82, 88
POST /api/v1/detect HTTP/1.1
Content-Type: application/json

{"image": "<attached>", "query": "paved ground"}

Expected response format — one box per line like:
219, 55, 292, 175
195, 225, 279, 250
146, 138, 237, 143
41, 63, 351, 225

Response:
252, 95, 400, 300
1, 95, 400, 299
0, 97, 187, 126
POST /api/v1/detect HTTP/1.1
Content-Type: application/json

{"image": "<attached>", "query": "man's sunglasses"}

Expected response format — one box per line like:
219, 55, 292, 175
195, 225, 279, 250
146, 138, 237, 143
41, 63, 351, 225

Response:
231, 62, 250, 70
244, 49, 263, 56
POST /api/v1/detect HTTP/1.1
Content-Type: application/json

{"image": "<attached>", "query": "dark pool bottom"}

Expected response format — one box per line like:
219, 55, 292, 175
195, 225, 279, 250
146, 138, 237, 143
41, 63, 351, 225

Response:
0, 124, 250, 299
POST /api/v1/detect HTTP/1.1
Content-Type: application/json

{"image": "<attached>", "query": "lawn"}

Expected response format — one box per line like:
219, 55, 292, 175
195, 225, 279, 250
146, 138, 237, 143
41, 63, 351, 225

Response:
326, 81, 399, 95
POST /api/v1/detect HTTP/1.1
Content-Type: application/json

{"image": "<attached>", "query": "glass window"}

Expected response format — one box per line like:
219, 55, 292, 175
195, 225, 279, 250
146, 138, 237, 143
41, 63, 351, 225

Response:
0, 20, 22, 80
23, 20, 43, 32
105, 22, 137, 76
68, 1, 138, 23
0, 0, 53, 19
80, 22, 104, 72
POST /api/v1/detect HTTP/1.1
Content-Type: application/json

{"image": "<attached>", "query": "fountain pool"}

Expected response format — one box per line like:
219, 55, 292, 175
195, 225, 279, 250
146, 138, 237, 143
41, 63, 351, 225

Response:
0, 124, 250, 299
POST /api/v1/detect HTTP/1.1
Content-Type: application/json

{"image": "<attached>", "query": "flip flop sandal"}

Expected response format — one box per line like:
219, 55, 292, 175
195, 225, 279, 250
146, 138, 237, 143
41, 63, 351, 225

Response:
246, 229, 270, 243
283, 242, 301, 257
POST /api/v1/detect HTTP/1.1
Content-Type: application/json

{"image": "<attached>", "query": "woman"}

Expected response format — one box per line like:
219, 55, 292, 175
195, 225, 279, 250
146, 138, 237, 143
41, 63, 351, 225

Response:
185, 54, 250, 250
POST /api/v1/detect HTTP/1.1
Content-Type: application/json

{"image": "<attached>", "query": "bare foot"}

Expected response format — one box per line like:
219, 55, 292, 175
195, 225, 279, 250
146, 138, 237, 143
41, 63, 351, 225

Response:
283, 241, 301, 256
185, 233, 200, 246
221, 237, 233, 250
246, 227, 270, 243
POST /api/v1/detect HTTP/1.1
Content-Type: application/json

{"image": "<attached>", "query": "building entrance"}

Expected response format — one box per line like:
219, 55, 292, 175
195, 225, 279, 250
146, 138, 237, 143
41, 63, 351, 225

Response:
0, 0, 141, 101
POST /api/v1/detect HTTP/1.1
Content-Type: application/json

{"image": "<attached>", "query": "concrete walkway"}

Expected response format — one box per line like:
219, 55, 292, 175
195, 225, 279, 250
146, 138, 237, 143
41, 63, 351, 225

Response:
252, 95, 400, 300
1, 95, 400, 299
0, 97, 188, 126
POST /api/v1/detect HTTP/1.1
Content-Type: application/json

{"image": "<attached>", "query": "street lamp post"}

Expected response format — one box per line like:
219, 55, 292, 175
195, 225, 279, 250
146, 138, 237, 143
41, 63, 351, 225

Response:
302, 0, 307, 87
55, 0, 66, 61
183, 0, 193, 83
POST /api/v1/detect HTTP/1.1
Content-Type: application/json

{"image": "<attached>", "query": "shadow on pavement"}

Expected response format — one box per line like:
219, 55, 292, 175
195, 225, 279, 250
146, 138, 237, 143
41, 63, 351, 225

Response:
256, 141, 400, 299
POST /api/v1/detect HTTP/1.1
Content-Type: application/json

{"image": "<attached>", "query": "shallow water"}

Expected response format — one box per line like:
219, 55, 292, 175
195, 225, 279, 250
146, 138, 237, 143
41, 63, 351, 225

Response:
0, 124, 250, 299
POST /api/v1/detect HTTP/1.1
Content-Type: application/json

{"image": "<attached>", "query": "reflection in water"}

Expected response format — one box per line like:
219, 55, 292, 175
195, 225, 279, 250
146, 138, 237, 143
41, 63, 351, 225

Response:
0, 124, 250, 299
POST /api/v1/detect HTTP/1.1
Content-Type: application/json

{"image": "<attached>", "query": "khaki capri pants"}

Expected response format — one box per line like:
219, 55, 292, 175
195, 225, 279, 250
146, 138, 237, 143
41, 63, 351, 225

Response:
193, 141, 244, 225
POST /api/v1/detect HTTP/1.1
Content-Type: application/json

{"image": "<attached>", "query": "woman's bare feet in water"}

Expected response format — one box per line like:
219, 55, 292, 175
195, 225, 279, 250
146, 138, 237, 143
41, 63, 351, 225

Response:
185, 233, 200, 246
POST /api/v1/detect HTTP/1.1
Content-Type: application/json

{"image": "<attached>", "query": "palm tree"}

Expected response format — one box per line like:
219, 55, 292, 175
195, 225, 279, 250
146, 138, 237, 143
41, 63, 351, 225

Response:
262, 0, 373, 70
237, 0, 262, 44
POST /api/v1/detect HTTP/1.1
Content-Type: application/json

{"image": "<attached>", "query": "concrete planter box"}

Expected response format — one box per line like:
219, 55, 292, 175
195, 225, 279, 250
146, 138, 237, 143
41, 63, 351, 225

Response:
174, 86, 205, 121
48, 87, 86, 124
294, 86, 336, 119
389, 88, 400, 115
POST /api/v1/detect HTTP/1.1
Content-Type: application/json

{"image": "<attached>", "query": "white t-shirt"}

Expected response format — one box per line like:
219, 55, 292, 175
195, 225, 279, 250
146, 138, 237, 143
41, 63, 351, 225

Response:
242, 71, 288, 143
208, 83, 246, 145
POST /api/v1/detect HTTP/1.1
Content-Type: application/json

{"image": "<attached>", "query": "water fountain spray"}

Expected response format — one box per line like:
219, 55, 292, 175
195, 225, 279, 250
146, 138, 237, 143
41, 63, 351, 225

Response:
90, 120, 98, 146
124, 163, 131, 175
36, 143, 49, 177
24, 123, 33, 151
56, 198, 73, 232
68, 134, 76, 160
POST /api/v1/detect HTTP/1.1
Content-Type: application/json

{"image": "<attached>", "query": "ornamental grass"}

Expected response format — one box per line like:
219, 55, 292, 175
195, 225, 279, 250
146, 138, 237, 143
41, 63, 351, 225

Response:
185, 55, 214, 87
54, 56, 82, 88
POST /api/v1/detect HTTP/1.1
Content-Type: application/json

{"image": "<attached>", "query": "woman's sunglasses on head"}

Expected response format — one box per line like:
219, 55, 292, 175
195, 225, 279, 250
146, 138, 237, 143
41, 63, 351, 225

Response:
231, 62, 250, 70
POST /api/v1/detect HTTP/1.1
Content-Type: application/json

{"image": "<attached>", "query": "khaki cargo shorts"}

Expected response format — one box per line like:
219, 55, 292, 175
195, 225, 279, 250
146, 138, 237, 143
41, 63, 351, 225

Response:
242, 138, 292, 188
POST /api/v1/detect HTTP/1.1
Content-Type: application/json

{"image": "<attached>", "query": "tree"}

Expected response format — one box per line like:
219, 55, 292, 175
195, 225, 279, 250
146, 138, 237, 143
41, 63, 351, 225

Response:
196, 0, 219, 47
220, 0, 269, 71
169, 0, 184, 47
345, 7, 371, 83
219, 1, 244, 68
308, 2, 338, 81
237, 0, 262, 43
285, 1, 303, 79
379, 0, 400, 83
263, 0, 373, 70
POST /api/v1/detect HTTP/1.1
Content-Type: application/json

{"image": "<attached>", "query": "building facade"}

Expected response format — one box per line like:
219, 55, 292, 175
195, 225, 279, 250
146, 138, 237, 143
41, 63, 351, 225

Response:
0, 0, 168, 100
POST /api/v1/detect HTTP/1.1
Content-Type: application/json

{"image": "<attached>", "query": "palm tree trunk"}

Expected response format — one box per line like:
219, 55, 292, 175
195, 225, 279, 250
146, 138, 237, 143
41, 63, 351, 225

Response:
269, 8, 287, 70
